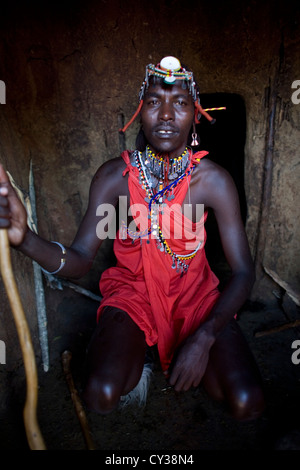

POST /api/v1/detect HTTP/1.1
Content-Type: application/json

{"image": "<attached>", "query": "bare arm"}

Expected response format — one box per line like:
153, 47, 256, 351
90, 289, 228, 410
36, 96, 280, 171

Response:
169, 162, 255, 390
0, 158, 126, 279
200, 165, 255, 336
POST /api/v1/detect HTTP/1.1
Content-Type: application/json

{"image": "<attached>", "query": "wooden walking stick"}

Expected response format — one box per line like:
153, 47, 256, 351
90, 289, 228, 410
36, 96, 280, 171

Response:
0, 228, 46, 450
62, 350, 96, 450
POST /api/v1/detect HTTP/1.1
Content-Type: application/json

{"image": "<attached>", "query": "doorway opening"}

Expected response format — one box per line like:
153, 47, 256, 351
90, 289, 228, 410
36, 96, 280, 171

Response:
196, 93, 247, 287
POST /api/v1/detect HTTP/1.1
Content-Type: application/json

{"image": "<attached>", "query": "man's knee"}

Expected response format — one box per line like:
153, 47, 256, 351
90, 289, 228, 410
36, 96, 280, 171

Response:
229, 384, 265, 421
82, 376, 121, 415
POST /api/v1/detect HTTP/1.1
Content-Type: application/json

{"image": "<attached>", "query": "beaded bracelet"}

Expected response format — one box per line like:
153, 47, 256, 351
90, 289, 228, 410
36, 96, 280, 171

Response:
40, 241, 66, 275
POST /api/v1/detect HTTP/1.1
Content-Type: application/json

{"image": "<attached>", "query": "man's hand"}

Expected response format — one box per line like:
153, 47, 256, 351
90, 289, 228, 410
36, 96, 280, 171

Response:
168, 329, 215, 392
0, 164, 28, 246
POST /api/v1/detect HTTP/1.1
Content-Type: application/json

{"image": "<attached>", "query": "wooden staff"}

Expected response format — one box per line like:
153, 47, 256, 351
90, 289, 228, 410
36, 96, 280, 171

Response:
255, 319, 300, 338
62, 350, 96, 450
0, 228, 46, 450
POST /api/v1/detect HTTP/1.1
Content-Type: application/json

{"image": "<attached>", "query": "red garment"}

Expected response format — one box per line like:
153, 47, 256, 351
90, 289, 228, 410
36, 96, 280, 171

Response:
97, 150, 220, 371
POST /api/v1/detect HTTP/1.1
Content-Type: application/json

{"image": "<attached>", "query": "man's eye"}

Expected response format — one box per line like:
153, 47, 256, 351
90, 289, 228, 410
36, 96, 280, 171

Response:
176, 100, 187, 106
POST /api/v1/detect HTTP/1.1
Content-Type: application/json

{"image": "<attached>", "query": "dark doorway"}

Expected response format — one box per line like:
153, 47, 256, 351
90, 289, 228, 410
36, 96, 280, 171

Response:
196, 93, 247, 287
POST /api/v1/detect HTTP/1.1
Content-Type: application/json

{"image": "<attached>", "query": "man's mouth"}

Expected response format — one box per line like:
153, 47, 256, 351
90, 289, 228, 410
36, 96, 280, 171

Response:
154, 127, 178, 137
157, 130, 173, 134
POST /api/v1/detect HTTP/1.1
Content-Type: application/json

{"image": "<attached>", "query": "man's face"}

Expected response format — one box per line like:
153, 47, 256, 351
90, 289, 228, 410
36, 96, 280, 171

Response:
140, 81, 194, 158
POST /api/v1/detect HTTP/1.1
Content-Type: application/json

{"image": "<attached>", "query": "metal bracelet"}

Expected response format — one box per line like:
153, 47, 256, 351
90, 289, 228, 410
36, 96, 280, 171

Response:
40, 241, 66, 275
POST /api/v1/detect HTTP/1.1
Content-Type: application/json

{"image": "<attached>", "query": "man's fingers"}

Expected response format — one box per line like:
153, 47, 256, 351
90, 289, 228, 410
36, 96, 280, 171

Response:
0, 164, 10, 184
0, 165, 14, 197
169, 367, 190, 392
0, 186, 8, 196
0, 166, 20, 202
0, 166, 13, 229
0, 192, 9, 206
0, 218, 11, 228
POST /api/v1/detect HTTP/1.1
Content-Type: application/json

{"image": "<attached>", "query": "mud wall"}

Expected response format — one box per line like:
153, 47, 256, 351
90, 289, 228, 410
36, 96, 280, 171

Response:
0, 0, 299, 371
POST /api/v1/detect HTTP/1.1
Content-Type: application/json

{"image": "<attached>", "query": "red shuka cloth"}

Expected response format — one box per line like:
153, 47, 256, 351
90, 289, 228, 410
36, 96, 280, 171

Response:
97, 150, 220, 371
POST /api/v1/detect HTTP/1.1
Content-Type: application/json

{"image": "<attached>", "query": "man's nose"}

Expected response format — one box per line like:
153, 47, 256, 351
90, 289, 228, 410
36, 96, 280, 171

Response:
158, 101, 174, 121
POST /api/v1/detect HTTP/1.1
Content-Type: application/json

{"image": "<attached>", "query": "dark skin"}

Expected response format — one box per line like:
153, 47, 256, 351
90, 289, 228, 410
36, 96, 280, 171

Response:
0, 81, 265, 420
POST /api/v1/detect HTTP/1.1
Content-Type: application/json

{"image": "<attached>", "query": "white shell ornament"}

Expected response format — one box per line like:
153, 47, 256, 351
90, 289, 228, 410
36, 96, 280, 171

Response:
160, 56, 181, 71
164, 75, 176, 83
160, 56, 181, 84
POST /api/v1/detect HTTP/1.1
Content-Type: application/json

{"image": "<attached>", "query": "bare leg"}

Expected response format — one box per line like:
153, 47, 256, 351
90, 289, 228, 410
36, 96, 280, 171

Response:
82, 306, 147, 414
202, 319, 265, 421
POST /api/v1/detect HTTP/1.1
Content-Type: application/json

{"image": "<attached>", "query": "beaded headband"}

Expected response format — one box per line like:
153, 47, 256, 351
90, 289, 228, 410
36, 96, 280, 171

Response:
119, 56, 225, 134
139, 56, 199, 103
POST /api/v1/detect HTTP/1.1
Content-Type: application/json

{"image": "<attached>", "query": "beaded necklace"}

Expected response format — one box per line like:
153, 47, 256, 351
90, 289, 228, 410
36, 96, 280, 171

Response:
145, 145, 189, 183
133, 149, 202, 274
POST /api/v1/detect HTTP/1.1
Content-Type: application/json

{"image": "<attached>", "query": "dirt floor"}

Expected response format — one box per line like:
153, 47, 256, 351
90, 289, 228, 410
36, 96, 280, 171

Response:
1, 292, 300, 453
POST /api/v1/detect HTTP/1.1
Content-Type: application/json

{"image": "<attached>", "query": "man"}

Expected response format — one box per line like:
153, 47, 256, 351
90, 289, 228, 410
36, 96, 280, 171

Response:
0, 57, 265, 420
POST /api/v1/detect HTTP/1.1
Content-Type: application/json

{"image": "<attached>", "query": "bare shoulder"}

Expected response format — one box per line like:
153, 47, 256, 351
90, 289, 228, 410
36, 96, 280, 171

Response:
89, 155, 129, 205
191, 157, 238, 209
194, 157, 232, 184
92, 155, 127, 183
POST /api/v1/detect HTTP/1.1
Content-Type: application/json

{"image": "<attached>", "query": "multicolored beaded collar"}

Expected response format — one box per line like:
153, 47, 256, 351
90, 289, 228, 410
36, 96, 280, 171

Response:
133, 149, 202, 274
144, 145, 189, 186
